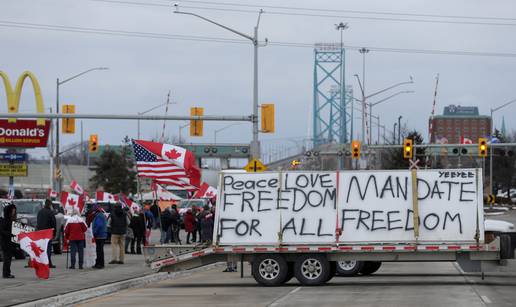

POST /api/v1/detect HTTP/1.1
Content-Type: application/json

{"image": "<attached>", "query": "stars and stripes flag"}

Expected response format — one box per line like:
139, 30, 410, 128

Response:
132, 140, 200, 190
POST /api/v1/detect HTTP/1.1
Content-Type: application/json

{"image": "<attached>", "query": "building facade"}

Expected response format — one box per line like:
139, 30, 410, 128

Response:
429, 105, 491, 143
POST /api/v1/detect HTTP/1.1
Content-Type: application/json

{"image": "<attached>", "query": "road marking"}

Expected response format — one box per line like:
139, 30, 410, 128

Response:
268, 286, 301, 307
481, 296, 492, 304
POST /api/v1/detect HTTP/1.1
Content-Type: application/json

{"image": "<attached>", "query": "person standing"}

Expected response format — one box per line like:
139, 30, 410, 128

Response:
184, 209, 195, 244
193, 206, 202, 243
108, 204, 130, 264
130, 212, 145, 254
0, 204, 17, 278
36, 199, 56, 268
92, 205, 107, 269
150, 201, 160, 229
170, 204, 180, 244
160, 207, 172, 244
200, 205, 214, 244
64, 209, 87, 269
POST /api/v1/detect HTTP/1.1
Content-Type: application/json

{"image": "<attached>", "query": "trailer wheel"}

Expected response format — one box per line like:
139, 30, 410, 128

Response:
336, 260, 363, 276
325, 261, 336, 283
294, 254, 330, 286
499, 234, 514, 259
359, 261, 382, 275
252, 254, 288, 286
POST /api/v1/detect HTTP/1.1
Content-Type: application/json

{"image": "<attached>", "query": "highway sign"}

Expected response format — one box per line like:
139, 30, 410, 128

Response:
244, 159, 267, 173
0, 163, 27, 177
0, 153, 27, 163
487, 194, 496, 204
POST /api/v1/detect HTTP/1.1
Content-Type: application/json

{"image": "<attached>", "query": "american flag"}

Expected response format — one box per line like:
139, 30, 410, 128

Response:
132, 140, 197, 190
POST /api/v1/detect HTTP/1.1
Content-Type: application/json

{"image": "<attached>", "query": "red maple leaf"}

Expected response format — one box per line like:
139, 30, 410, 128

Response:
205, 191, 214, 198
165, 149, 182, 160
29, 241, 44, 257
68, 198, 76, 206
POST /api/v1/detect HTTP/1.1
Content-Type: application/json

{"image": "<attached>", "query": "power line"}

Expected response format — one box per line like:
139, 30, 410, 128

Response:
2, 20, 516, 58
89, 0, 516, 27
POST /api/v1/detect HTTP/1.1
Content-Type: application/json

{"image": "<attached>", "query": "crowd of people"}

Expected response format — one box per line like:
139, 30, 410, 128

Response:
151, 203, 215, 246
0, 198, 219, 279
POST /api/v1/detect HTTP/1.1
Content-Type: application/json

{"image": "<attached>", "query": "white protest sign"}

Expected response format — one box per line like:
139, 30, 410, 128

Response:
339, 169, 483, 243
11, 221, 36, 243
216, 169, 484, 246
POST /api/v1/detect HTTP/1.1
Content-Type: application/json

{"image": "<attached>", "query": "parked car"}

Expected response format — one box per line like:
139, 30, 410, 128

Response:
11, 199, 65, 254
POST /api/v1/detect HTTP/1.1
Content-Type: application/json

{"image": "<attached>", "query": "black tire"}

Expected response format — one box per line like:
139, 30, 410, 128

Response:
500, 234, 514, 259
326, 261, 337, 282
252, 254, 289, 286
284, 262, 295, 283
359, 261, 382, 275
336, 260, 363, 276
294, 254, 330, 286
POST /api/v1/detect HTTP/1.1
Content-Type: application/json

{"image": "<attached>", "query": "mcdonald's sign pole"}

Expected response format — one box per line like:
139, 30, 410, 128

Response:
54, 67, 108, 192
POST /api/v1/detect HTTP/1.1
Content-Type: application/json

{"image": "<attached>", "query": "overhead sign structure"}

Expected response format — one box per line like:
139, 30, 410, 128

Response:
0, 71, 49, 147
244, 158, 267, 173
0, 163, 27, 177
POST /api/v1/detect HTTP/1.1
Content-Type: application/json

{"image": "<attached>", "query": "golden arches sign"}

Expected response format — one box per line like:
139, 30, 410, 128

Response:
0, 70, 45, 126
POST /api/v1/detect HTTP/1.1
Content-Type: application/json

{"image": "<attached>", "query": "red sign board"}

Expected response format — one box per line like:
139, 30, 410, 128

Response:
0, 119, 51, 148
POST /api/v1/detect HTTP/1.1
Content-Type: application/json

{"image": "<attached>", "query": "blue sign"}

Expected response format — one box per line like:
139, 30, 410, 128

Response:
0, 153, 27, 163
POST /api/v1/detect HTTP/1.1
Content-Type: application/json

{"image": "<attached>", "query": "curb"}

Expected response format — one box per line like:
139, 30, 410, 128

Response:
16, 263, 224, 307
484, 211, 506, 216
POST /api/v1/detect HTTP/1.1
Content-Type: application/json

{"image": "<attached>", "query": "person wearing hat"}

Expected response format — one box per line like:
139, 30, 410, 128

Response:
92, 204, 107, 269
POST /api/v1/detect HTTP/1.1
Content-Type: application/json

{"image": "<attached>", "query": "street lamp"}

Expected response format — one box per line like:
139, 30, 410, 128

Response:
214, 123, 244, 144
174, 5, 266, 159
178, 122, 190, 144
137, 102, 174, 140
489, 97, 516, 196
55, 67, 108, 193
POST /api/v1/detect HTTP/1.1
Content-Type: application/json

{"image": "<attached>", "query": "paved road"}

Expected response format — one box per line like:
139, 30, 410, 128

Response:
84, 261, 516, 307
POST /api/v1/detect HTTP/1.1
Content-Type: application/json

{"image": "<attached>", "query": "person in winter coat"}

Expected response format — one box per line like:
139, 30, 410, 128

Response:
184, 209, 196, 244
200, 205, 214, 243
192, 206, 202, 243
160, 207, 172, 244
108, 204, 130, 264
36, 199, 56, 268
129, 212, 145, 254
150, 202, 160, 229
170, 204, 180, 244
143, 206, 154, 245
0, 204, 17, 278
64, 209, 87, 269
92, 205, 107, 269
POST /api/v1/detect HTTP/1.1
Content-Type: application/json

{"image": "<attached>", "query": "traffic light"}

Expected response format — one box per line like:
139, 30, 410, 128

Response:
62, 104, 75, 134
89, 134, 98, 152
403, 138, 413, 159
261, 104, 275, 133
351, 140, 360, 159
478, 138, 487, 157
190, 107, 204, 137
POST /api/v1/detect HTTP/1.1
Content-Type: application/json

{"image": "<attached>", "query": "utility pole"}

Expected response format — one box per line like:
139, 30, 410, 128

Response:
174, 6, 266, 159
336, 22, 349, 143
398, 115, 403, 144
359, 48, 370, 144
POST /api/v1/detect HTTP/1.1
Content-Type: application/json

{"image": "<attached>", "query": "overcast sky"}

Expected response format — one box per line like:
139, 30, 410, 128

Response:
2, 0, 516, 158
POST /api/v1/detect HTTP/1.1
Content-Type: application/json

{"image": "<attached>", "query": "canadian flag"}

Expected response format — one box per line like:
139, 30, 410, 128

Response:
193, 182, 217, 199
460, 136, 473, 144
135, 140, 201, 187
152, 182, 178, 201
70, 180, 84, 195
47, 188, 58, 199
96, 191, 116, 202
118, 193, 133, 209
61, 192, 85, 214
18, 229, 53, 279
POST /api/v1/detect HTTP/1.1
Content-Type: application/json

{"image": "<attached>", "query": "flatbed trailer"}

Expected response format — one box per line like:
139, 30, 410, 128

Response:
144, 169, 516, 286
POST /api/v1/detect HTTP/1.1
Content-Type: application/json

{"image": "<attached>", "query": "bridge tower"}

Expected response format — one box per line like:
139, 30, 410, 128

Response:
312, 43, 352, 146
